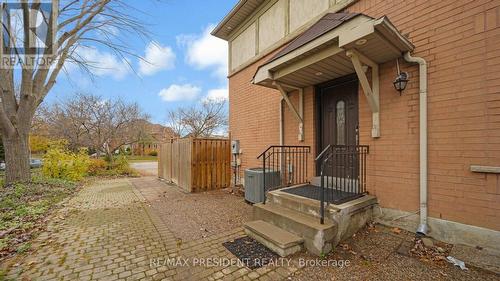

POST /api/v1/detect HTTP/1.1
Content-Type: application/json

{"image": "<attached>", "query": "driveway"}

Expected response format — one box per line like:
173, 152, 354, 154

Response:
130, 161, 158, 176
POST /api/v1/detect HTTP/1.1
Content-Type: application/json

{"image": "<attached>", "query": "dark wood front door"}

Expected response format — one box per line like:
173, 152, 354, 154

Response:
317, 76, 359, 177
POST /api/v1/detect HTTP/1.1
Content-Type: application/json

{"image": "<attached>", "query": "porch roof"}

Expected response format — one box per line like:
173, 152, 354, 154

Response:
253, 13, 414, 90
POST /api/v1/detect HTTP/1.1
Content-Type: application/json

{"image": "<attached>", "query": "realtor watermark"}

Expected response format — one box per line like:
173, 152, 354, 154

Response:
0, 0, 57, 69
150, 257, 351, 269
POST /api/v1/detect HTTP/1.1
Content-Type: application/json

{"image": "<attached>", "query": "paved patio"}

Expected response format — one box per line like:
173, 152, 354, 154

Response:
0, 178, 298, 281
1, 177, 498, 281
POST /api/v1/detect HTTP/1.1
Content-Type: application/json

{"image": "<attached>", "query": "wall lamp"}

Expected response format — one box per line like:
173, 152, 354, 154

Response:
393, 58, 409, 95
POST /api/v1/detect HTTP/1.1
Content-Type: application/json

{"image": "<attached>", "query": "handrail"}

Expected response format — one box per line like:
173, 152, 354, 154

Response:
318, 145, 369, 224
315, 144, 332, 162
257, 145, 311, 204
257, 145, 311, 159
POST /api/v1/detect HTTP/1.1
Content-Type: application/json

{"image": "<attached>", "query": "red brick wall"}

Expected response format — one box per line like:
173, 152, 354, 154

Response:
282, 87, 317, 179
229, 51, 282, 180
228, 0, 500, 231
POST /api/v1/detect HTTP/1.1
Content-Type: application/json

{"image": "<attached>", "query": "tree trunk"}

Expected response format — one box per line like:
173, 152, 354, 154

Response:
106, 151, 114, 166
3, 132, 31, 183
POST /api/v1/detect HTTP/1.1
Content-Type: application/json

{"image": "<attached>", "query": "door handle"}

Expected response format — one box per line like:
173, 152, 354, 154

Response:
355, 125, 359, 145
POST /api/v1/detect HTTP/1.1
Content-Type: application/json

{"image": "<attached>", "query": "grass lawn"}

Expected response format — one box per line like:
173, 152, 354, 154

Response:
126, 155, 158, 162
0, 170, 79, 261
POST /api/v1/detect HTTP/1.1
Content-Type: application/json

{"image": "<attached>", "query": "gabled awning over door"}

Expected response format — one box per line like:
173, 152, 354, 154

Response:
253, 13, 414, 138
254, 13, 413, 89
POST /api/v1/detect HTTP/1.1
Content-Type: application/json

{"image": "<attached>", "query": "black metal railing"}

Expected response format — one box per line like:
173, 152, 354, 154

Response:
257, 146, 311, 203
316, 145, 369, 224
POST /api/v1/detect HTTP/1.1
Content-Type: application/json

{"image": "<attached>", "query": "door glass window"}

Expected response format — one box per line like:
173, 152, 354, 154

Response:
336, 100, 346, 145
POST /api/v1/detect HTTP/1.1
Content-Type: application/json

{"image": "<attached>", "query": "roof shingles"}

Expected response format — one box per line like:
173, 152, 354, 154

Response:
268, 13, 365, 63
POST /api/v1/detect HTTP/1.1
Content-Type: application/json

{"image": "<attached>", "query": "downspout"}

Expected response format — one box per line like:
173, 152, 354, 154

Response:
279, 98, 285, 185
279, 98, 284, 146
403, 52, 428, 235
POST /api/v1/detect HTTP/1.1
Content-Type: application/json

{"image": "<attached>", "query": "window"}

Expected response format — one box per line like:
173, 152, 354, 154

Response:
336, 100, 346, 145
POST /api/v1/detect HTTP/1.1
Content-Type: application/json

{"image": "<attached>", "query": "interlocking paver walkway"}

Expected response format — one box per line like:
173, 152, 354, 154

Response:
1, 178, 297, 281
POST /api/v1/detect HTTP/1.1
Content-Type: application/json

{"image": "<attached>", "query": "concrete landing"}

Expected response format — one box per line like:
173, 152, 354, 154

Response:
244, 220, 304, 257
248, 186, 377, 257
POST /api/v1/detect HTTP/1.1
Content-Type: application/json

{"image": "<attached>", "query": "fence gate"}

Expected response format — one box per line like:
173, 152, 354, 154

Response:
158, 138, 231, 192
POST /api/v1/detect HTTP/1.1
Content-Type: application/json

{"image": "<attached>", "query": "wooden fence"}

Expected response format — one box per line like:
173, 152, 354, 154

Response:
158, 138, 232, 192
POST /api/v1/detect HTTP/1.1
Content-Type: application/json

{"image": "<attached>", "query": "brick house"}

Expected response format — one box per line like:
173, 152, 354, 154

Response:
212, 0, 500, 255
130, 122, 177, 156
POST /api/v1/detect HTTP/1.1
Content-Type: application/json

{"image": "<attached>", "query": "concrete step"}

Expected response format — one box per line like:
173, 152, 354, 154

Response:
267, 188, 336, 219
244, 220, 304, 257
253, 203, 336, 256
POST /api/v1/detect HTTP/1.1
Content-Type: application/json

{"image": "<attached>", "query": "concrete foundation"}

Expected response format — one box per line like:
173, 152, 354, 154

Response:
329, 195, 378, 245
374, 207, 500, 254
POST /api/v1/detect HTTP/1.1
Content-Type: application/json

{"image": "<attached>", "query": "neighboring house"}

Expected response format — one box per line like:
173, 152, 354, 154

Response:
213, 0, 500, 256
130, 122, 177, 156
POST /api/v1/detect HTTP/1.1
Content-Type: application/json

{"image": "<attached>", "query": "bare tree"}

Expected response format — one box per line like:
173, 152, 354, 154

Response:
43, 94, 148, 162
31, 104, 50, 135
166, 99, 228, 138
0, 1, 148, 183
166, 109, 186, 137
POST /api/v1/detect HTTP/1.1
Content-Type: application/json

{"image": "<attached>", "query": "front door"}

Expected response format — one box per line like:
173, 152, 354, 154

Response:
317, 76, 359, 177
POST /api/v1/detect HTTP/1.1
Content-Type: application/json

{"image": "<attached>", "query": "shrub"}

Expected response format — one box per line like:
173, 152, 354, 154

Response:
148, 151, 158, 157
42, 148, 90, 181
108, 155, 137, 176
87, 158, 108, 176
87, 155, 138, 177
29, 135, 51, 154
30, 135, 67, 154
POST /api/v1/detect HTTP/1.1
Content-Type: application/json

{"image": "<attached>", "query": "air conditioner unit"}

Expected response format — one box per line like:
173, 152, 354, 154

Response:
244, 168, 281, 204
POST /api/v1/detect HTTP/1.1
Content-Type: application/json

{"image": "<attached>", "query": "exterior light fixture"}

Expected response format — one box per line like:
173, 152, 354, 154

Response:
315, 71, 323, 76
393, 58, 409, 95
355, 39, 367, 46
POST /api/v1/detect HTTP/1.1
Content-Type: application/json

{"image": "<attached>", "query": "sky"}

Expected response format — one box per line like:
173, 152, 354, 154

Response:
46, 0, 238, 125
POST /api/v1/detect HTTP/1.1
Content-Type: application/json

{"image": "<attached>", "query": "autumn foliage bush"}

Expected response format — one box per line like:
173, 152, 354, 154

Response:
41, 143, 137, 180
107, 156, 137, 176
42, 148, 91, 181
87, 159, 108, 176
87, 156, 137, 177
29, 135, 67, 154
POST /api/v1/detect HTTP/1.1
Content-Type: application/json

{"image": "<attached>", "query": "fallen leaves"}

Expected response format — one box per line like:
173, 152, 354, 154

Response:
391, 227, 402, 234
0, 227, 17, 239
339, 243, 358, 256
176, 238, 183, 248
409, 237, 451, 265
367, 222, 378, 233
0, 176, 80, 262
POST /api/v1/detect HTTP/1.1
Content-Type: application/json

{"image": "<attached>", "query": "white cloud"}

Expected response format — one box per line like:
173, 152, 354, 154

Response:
212, 127, 229, 137
70, 46, 130, 80
94, 15, 120, 40
178, 24, 228, 80
158, 84, 201, 102
139, 41, 176, 76
204, 88, 228, 101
